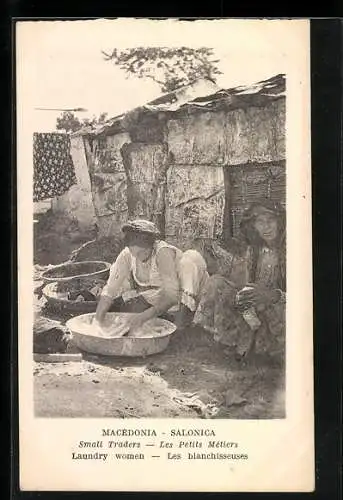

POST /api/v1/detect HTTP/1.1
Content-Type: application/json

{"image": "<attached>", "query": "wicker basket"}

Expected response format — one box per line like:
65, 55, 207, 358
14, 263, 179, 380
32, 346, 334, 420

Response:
41, 260, 111, 283
42, 281, 101, 315
69, 237, 123, 264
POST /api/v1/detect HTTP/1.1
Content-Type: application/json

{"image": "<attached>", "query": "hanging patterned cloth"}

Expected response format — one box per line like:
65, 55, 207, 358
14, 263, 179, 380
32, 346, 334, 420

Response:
33, 133, 77, 202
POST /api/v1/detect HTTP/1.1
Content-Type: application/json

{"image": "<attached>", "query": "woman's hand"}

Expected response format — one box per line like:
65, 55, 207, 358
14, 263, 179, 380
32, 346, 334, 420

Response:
91, 317, 108, 337
236, 284, 279, 308
92, 317, 105, 329
121, 312, 147, 334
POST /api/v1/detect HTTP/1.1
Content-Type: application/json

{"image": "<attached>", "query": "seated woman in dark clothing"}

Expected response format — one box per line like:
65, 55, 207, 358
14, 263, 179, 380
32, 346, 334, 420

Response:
193, 198, 286, 360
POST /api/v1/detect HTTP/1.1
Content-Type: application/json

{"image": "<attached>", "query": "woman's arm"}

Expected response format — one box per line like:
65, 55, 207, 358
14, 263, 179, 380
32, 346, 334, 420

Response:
236, 284, 286, 309
133, 247, 179, 325
95, 249, 130, 323
94, 295, 114, 323
154, 247, 180, 313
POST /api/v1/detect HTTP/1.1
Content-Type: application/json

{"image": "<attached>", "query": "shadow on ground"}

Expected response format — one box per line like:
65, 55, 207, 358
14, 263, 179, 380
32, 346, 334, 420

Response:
34, 325, 285, 419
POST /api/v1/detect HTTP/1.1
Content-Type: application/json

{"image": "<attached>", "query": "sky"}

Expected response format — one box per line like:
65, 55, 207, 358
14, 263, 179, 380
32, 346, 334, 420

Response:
16, 19, 307, 132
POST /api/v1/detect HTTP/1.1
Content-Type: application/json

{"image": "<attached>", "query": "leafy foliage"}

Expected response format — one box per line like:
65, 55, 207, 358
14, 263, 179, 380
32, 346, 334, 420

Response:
56, 112, 82, 133
102, 47, 222, 93
56, 112, 108, 133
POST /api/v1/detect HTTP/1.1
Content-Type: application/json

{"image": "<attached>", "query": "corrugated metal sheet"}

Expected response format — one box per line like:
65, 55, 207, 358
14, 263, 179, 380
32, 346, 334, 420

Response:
76, 74, 285, 137
148, 74, 285, 115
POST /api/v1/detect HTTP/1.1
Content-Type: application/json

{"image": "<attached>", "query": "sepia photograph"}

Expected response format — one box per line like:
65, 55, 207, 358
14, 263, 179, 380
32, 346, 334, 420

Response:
17, 18, 313, 492
31, 24, 286, 420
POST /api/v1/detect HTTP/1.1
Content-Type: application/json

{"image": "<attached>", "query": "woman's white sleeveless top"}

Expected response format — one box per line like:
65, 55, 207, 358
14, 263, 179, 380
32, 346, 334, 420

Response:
129, 240, 183, 308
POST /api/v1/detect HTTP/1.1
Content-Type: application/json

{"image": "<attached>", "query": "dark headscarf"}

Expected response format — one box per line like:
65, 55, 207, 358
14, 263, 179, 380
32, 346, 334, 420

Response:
239, 198, 286, 290
121, 219, 160, 248
121, 219, 161, 237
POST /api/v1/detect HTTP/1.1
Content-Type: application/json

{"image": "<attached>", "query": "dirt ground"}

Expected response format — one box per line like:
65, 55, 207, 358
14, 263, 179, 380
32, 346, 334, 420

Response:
34, 210, 96, 265
34, 325, 285, 419
33, 211, 285, 420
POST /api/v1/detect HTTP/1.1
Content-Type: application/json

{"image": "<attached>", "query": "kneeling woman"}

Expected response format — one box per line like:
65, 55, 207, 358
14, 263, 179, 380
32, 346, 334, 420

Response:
94, 219, 208, 334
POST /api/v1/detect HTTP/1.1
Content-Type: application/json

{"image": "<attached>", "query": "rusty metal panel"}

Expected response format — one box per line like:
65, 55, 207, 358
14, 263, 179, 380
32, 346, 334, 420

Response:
223, 100, 285, 165
91, 172, 128, 218
89, 132, 131, 174
165, 164, 225, 241
167, 99, 285, 166
83, 133, 131, 227
167, 111, 227, 165
121, 143, 168, 233
96, 213, 128, 239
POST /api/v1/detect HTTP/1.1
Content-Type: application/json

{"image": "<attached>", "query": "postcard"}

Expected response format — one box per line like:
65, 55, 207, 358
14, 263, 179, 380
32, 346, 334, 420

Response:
17, 18, 313, 492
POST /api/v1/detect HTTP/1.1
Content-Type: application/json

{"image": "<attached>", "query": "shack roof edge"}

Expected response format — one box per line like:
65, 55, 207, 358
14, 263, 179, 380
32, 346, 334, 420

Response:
71, 73, 286, 138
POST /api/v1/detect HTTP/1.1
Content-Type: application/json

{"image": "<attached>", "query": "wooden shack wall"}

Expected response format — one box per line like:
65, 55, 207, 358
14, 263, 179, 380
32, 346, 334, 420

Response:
121, 143, 168, 235
82, 96, 285, 245
167, 99, 285, 166
83, 132, 131, 238
165, 165, 225, 241
165, 98, 285, 245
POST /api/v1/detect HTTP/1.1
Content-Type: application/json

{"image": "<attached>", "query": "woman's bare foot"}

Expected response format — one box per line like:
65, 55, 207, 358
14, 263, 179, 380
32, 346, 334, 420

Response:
177, 305, 195, 329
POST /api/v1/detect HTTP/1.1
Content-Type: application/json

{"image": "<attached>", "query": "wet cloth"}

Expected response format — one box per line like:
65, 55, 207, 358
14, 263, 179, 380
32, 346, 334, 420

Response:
193, 243, 285, 356
101, 240, 209, 313
33, 133, 76, 202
